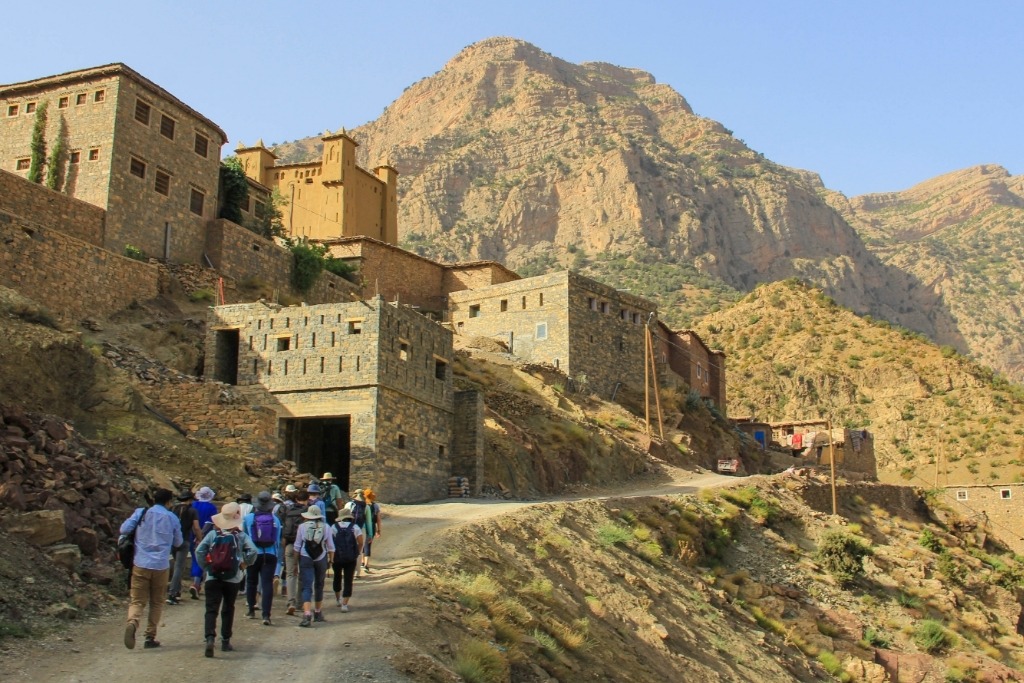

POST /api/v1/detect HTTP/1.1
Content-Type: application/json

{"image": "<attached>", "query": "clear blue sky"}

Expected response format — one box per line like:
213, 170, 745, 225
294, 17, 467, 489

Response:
4, 1, 1019, 197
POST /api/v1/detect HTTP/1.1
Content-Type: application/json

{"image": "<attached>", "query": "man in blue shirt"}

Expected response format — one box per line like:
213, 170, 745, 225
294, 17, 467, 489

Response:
119, 488, 183, 650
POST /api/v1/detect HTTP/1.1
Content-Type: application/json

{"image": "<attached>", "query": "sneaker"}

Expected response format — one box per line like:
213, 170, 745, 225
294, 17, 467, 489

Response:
143, 638, 161, 649
341, 604, 350, 613
166, 596, 180, 606
124, 622, 137, 650
189, 586, 199, 600
299, 615, 312, 628
313, 611, 325, 623
335, 597, 342, 607
286, 605, 296, 616
246, 607, 256, 619
221, 640, 234, 652
262, 618, 272, 626
204, 636, 215, 658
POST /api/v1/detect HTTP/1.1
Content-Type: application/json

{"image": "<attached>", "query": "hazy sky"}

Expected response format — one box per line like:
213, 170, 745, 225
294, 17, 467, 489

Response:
3, 1, 1019, 197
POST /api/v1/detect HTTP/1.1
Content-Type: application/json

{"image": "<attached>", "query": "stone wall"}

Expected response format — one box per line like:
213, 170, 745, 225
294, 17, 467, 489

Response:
945, 483, 1024, 555
443, 263, 520, 293
326, 238, 446, 312
374, 386, 452, 503
0, 210, 159, 322
138, 381, 277, 456
799, 482, 925, 518
452, 390, 484, 496
377, 302, 454, 411
0, 170, 105, 246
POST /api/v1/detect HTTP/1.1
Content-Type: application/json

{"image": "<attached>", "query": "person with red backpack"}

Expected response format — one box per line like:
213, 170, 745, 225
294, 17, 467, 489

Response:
243, 491, 281, 625
330, 509, 364, 612
196, 502, 257, 657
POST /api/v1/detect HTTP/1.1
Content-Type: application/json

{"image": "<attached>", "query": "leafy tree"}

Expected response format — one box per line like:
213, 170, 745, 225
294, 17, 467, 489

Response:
246, 188, 287, 240
45, 115, 67, 191
218, 156, 249, 224
289, 240, 328, 292
27, 102, 48, 183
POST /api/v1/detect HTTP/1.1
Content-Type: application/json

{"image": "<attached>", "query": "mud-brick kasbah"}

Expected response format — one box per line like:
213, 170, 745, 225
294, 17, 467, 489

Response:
0, 61, 952, 510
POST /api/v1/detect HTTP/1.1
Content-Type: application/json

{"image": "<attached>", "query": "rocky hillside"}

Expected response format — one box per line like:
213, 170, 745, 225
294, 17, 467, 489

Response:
692, 279, 1024, 485
826, 165, 1024, 382
414, 476, 1024, 682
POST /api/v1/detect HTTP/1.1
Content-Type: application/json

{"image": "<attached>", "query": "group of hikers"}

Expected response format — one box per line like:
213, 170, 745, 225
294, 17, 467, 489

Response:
118, 472, 383, 657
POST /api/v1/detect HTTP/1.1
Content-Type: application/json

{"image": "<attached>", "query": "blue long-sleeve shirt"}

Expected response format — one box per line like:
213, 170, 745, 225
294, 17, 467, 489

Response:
243, 510, 281, 556
120, 505, 183, 571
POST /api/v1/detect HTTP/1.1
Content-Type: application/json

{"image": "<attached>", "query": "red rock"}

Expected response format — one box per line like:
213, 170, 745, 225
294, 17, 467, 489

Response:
41, 418, 69, 441
71, 528, 99, 556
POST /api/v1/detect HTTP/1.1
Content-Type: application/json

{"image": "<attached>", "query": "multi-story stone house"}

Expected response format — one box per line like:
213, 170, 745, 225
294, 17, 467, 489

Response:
233, 133, 398, 244
0, 63, 227, 263
204, 298, 480, 503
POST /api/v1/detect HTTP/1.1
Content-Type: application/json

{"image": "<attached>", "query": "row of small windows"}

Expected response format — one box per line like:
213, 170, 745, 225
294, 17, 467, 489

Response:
255, 317, 363, 334
273, 168, 322, 180
955, 489, 1012, 501
134, 98, 210, 158
467, 294, 545, 318
6, 90, 105, 117
394, 433, 446, 457
128, 155, 204, 213
589, 297, 645, 325
255, 355, 361, 377
15, 147, 99, 171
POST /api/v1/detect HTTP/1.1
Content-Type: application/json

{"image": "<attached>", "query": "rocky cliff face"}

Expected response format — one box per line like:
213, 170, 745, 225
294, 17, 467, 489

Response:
275, 37, 1016, 379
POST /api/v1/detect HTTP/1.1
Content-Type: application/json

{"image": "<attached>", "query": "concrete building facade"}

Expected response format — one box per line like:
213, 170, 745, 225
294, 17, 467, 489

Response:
205, 298, 464, 502
0, 64, 227, 263
234, 133, 397, 244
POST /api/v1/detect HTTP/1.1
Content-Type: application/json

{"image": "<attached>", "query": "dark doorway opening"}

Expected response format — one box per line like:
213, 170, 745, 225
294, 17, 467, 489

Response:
213, 329, 239, 385
281, 416, 351, 490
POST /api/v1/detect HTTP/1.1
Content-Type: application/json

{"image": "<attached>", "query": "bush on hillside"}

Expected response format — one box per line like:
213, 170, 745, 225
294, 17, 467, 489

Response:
816, 530, 872, 586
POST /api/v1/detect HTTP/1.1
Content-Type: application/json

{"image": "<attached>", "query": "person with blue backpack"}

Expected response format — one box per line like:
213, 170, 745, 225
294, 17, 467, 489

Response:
330, 508, 364, 612
196, 501, 257, 658
242, 491, 281, 626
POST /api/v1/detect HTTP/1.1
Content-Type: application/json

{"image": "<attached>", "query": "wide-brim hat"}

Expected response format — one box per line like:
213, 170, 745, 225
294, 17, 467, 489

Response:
352, 489, 364, 500
238, 493, 253, 503
307, 483, 321, 494
255, 491, 274, 512
212, 501, 243, 530
271, 492, 284, 503
195, 486, 215, 503
301, 506, 324, 520
284, 484, 298, 493
320, 472, 334, 481
339, 510, 354, 521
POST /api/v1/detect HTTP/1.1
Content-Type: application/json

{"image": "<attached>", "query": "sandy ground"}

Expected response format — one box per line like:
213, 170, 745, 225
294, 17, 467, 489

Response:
0, 467, 730, 682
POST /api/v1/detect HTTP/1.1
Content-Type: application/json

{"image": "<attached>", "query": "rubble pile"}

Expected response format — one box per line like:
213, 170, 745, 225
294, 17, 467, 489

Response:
100, 339, 199, 386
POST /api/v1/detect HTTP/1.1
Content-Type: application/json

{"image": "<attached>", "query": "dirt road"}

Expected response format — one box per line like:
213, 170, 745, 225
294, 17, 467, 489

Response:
1, 468, 731, 682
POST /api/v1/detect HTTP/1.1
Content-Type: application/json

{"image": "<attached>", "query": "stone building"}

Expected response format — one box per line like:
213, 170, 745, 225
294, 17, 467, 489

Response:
234, 133, 397, 244
205, 298, 477, 503
661, 329, 727, 409
945, 483, 1024, 555
769, 419, 876, 479
449, 270, 658, 399
0, 63, 227, 263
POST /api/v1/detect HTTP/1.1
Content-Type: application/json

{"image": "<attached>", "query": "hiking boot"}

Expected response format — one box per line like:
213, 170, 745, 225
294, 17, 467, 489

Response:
222, 639, 234, 652
286, 604, 296, 616
262, 617, 272, 626
143, 638, 161, 649
313, 610, 325, 622
246, 607, 256, 619
299, 614, 312, 627
341, 604, 350, 613
189, 586, 199, 600
204, 636, 215, 658
124, 622, 137, 650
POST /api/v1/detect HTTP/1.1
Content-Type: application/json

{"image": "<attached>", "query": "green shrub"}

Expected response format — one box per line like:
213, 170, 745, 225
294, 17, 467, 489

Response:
919, 529, 943, 553
290, 241, 326, 292
596, 523, 632, 547
189, 288, 215, 303
532, 628, 563, 658
324, 257, 358, 282
453, 638, 509, 683
914, 620, 954, 654
123, 244, 146, 261
816, 650, 844, 677
937, 551, 967, 585
816, 530, 872, 586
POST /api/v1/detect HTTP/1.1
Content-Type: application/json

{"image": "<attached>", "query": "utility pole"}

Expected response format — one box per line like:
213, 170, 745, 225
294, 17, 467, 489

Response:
934, 422, 946, 488
643, 323, 651, 436
826, 417, 837, 516
645, 325, 665, 440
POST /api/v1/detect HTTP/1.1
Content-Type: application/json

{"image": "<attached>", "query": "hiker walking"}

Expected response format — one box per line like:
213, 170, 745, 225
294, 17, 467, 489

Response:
294, 505, 334, 627
196, 501, 257, 657
120, 488, 183, 650
189, 486, 217, 599
347, 488, 382, 574
243, 491, 281, 625
281, 488, 308, 615
331, 508, 364, 612
307, 483, 327, 519
320, 472, 345, 525
167, 489, 200, 605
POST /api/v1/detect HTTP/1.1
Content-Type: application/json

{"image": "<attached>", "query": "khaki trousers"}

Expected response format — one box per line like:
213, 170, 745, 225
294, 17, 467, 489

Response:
126, 566, 169, 639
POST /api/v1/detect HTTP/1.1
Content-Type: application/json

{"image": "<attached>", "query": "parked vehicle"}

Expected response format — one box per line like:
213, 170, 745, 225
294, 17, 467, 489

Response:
717, 458, 740, 474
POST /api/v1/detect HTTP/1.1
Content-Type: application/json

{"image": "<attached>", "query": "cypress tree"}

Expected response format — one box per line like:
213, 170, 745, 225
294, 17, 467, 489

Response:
46, 115, 66, 191
27, 101, 48, 184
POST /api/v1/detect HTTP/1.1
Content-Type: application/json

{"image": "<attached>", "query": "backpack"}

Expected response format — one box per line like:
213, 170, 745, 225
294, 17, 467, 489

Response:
349, 500, 366, 528
252, 510, 276, 548
304, 522, 325, 559
205, 530, 241, 580
116, 507, 147, 570
282, 504, 307, 543
172, 502, 193, 536
333, 521, 359, 563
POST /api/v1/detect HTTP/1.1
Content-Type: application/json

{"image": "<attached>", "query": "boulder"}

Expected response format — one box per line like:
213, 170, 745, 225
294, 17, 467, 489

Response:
72, 527, 99, 556
5, 508, 67, 545
47, 543, 82, 572
0, 482, 26, 511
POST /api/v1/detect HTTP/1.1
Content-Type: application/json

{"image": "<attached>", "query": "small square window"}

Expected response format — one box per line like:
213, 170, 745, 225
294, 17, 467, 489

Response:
397, 434, 406, 449
589, 297, 597, 311
94, 90, 105, 103
7, 105, 18, 116
154, 170, 170, 196
189, 188, 205, 216
160, 114, 176, 140
521, 296, 527, 309
500, 299, 508, 312
58, 96, 69, 109
956, 490, 968, 501
348, 320, 362, 335
69, 151, 81, 164
399, 341, 409, 361
75, 93, 87, 105
539, 293, 544, 306
129, 157, 146, 179
194, 133, 209, 158
621, 309, 628, 321
134, 99, 150, 124
434, 358, 447, 380
1001, 489, 1012, 500
25, 102, 36, 114
15, 158, 30, 171
600, 302, 609, 314
88, 148, 99, 161
536, 322, 548, 340
468, 304, 480, 318
276, 337, 290, 352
